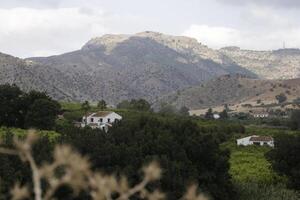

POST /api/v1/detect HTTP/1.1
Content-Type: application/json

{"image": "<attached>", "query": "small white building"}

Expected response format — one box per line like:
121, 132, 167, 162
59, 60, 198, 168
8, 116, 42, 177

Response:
251, 111, 269, 118
213, 114, 220, 119
81, 111, 122, 131
237, 135, 274, 147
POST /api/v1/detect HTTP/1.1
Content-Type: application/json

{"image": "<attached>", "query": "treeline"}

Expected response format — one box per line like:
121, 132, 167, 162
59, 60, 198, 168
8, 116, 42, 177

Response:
0, 84, 61, 130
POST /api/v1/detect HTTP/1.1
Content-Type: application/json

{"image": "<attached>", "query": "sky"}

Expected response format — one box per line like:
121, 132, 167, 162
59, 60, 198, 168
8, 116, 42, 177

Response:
0, 0, 300, 58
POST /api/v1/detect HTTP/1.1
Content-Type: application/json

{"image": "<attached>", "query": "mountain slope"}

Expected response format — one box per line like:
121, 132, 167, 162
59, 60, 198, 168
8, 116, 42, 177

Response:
156, 74, 300, 110
28, 32, 255, 103
0, 53, 77, 100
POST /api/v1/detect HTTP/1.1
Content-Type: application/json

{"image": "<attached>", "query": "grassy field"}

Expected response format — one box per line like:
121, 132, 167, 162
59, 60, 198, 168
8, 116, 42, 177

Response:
246, 125, 300, 136
0, 127, 60, 141
225, 142, 280, 184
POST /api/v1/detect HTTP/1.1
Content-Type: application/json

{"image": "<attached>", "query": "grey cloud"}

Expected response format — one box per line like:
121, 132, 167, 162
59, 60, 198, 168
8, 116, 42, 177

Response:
217, 0, 300, 8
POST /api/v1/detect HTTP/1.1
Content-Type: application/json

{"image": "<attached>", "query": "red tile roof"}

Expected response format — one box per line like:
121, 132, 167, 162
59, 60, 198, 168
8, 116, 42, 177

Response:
93, 111, 113, 117
250, 136, 273, 142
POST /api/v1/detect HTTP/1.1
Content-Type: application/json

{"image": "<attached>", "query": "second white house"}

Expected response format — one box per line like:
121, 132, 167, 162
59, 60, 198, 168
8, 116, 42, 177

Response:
237, 135, 274, 147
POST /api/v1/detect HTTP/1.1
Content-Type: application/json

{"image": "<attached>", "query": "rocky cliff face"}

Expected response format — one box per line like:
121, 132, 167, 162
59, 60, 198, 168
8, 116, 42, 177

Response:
218, 47, 300, 79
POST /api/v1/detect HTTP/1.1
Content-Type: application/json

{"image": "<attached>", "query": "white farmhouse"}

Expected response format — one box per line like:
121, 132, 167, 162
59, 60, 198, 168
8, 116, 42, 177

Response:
81, 111, 122, 131
213, 114, 220, 119
237, 135, 274, 147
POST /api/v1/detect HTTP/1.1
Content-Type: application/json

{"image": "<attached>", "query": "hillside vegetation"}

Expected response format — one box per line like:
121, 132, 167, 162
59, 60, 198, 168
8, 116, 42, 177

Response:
157, 74, 300, 111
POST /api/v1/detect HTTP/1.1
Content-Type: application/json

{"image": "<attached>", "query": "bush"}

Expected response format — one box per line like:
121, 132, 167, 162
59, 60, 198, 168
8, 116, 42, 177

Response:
289, 110, 300, 130
267, 134, 300, 190
236, 182, 299, 200
60, 114, 236, 200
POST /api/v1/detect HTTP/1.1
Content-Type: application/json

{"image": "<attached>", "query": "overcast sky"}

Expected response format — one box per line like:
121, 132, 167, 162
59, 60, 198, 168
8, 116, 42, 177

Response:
1, 0, 300, 58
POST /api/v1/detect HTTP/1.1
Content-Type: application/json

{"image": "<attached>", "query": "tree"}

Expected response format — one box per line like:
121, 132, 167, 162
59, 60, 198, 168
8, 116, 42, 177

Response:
97, 100, 107, 110
289, 110, 300, 130
267, 134, 300, 190
0, 84, 24, 127
204, 108, 214, 119
24, 99, 61, 130
179, 106, 189, 116
220, 109, 229, 119
81, 101, 91, 113
117, 99, 151, 112
81, 101, 91, 126
117, 100, 131, 109
130, 99, 151, 111
158, 103, 176, 115
275, 93, 287, 104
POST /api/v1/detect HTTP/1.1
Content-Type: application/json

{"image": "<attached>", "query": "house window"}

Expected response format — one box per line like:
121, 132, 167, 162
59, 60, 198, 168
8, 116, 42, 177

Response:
253, 142, 260, 146
91, 118, 94, 122
99, 118, 103, 123
107, 118, 111, 123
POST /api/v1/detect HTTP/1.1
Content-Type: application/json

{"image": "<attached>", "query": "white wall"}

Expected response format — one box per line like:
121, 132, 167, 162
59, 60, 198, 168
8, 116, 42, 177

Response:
81, 112, 122, 128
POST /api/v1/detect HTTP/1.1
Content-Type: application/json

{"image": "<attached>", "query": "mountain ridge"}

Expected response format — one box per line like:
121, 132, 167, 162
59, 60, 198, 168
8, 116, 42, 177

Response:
1, 31, 300, 107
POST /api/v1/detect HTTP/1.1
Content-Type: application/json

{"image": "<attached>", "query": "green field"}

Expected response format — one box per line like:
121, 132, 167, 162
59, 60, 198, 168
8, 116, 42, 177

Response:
226, 143, 280, 184
0, 127, 60, 141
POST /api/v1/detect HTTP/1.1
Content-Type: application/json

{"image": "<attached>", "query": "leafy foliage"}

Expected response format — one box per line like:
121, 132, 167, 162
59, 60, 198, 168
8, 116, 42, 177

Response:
204, 108, 214, 120
97, 100, 107, 110
267, 134, 300, 190
236, 182, 300, 200
0, 84, 61, 130
25, 99, 61, 130
289, 110, 300, 130
58, 114, 235, 200
117, 99, 152, 112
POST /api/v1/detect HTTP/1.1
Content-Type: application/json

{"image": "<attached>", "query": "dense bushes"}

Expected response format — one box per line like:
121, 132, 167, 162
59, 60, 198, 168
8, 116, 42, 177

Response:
59, 114, 235, 200
267, 134, 300, 190
117, 99, 152, 112
0, 84, 61, 130
289, 110, 300, 130
236, 182, 300, 200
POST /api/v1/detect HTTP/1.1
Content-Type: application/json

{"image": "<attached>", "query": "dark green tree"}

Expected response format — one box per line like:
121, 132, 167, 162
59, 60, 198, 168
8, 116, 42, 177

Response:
289, 110, 300, 130
0, 84, 24, 127
179, 106, 189, 116
130, 99, 151, 111
97, 99, 107, 110
267, 134, 300, 190
81, 101, 90, 113
205, 108, 214, 119
159, 103, 176, 115
220, 109, 229, 119
117, 100, 131, 109
24, 99, 61, 130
